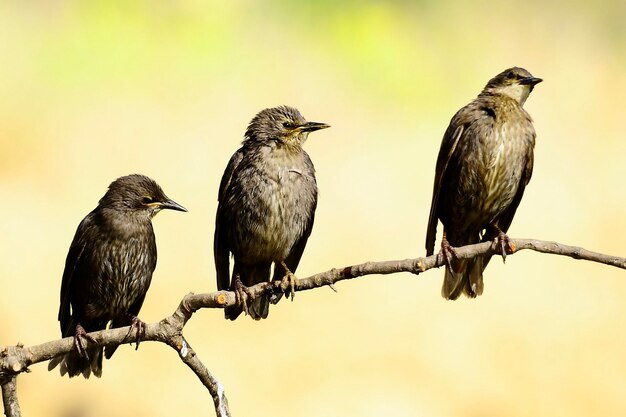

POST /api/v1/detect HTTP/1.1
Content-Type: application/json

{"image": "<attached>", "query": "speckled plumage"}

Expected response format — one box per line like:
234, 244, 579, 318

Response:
49, 174, 186, 377
214, 106, 329, 320
426, 67, 542, 299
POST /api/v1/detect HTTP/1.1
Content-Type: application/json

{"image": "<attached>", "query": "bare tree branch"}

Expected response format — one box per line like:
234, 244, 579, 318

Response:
1, 376, 21, 417
0, 238, 623, 417
0, 296, 233, 417
168, 336, 231, 417
292, 238, 626, 292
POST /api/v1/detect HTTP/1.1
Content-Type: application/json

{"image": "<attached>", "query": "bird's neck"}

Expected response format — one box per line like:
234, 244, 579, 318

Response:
276, 140, 304, 154
98, 207, 153, 235
480, 85, 531, 107
249, 138, 303, 155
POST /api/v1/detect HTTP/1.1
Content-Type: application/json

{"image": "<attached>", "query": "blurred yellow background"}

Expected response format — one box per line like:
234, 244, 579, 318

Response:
1, 1, 625, 416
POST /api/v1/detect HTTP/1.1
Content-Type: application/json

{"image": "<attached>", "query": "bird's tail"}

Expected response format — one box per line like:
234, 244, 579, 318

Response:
47, 320, 103, 378
104, 316, 133, 359
224, 303, 243, 321
248, 293, 270, 321
225, 263, 271, 321
442, 235, 484, 300
225, 293, 270, 321
442, 257, 484, 300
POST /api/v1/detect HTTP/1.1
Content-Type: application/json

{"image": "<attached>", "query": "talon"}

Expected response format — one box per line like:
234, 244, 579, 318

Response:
232, 273, 253, 316
280, 261, 299, 301
492, 226, 513, 263
74, 323, 97, 358
124, 315, 146, 350
438, 233, 458, 273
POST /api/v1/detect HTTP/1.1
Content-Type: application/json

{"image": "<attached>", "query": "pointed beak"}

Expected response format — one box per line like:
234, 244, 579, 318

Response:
161, 199, 187, 212
299, 121, 331, 132
519, 76, 543, 86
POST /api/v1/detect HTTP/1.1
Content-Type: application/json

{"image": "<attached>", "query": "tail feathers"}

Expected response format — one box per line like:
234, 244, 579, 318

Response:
225, 262, 271, 320
104, 316, 133, 359
249, 295, 270, 320
441, 256, 484, 300
467, 256, 484, 297
225, 294, 270, 320
48, 347, 103, 378
48, 318, 104, 378
442, 266, 464, 300
224, 304, 243, 321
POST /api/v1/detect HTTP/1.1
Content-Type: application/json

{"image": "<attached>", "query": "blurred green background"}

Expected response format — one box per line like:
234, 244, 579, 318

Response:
1, 1, 625, 416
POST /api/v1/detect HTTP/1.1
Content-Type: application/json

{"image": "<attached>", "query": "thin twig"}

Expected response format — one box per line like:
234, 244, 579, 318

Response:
167, 336, 230, 417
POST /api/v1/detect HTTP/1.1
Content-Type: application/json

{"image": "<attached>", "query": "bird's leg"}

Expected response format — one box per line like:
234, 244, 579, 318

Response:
74, 323, 97, 359
123, 314, 146, 350
488, 224, 515, 263
279, 261, 298, 301
232, 272, 253, 316
438, 231, 458, 274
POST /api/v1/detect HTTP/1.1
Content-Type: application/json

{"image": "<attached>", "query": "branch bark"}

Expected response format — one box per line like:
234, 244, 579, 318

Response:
0, 238, 624, 417
1, 376, 21, 417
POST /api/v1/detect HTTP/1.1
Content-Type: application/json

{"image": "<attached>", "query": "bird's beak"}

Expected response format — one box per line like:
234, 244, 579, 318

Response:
519, 77, 543, 86
299, 121, 331, 132
161, 199, 187, 212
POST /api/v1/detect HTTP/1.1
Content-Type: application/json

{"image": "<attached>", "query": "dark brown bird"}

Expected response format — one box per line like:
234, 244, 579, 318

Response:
425, 67, 542, 299
214, 106, 329, 320
48, 174, 186, 377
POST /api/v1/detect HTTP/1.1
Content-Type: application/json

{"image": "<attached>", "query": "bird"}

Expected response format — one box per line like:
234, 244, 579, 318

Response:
214, 106, 329, 320
425, 67, 542, 300
48, 174, 186, 377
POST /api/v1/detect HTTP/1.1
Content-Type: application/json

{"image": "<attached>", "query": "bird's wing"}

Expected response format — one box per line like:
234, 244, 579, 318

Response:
214, 149, 245, 291
425, 108, 469, 255
58, 214, 94, 335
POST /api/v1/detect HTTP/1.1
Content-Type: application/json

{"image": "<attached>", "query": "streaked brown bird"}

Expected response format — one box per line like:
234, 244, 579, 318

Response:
48, 174, 186, 377
425, 67, 542, 300
214, 106, 329, 320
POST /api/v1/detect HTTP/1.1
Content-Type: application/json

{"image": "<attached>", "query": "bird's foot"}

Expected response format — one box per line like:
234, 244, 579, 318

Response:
438, 235, 458, 274
232, 273, 253, 316
74, 323, 97, 359
491, 226, 515, 263
124, 314, 146, 350
280, 261, 298, 301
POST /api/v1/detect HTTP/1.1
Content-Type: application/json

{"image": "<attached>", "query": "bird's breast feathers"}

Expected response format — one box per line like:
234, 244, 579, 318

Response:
227, 147, 317, 262
469, 118, 532, 219
86, 232, 156, 316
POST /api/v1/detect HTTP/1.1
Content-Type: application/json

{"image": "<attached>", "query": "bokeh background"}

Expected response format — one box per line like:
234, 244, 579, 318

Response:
1, 1, 625, 416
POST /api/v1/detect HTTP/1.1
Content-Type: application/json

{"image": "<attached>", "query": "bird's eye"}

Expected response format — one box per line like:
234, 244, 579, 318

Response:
142, 196, 154, 204
506, 71, 515, 79
282, 122, 294, 129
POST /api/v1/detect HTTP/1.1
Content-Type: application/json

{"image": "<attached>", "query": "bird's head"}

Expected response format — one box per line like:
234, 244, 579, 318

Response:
244, 106, 330, 147
482, 67, 542, 106
99, 174, 187, 218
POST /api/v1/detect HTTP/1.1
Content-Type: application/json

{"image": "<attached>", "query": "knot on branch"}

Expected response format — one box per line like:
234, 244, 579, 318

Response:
0, 345, 28, 379
178, 292, 197, 320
